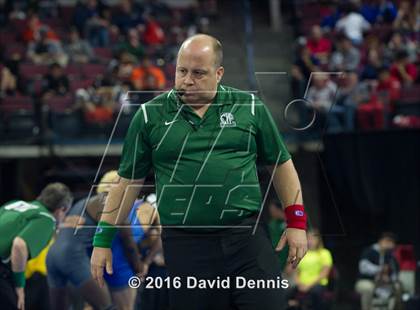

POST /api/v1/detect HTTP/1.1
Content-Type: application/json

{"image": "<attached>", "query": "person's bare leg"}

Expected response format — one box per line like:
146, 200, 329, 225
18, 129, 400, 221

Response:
49, 287, 69, 310
78, 278, 113, 310
111, 287, 137, 310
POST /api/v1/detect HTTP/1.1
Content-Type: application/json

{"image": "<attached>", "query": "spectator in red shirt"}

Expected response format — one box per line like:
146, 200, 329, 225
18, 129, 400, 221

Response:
377, 66, 401, 103
390, 50, 418, 85
306, 25, 332, 64
22, 11, 59, 43
143, 13, 165, 46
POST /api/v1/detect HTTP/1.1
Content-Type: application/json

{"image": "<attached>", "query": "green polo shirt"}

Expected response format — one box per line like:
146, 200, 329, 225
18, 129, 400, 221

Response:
0, 200, 56, 261
118, 84, 291, 227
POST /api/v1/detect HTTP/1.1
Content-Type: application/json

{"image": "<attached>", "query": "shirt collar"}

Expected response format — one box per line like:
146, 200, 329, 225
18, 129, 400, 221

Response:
167, 84, 231, 112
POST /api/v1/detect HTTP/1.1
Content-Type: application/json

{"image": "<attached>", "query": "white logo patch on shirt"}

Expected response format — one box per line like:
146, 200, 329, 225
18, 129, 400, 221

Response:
220, 112, 236, 127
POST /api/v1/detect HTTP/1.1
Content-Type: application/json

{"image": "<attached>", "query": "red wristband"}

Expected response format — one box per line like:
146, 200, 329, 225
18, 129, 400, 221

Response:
285, 204, 307, 230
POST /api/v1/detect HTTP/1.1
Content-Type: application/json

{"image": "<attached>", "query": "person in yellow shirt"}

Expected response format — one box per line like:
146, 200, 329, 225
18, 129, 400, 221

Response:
293, 229, 333, 310
25, 240, 53, 310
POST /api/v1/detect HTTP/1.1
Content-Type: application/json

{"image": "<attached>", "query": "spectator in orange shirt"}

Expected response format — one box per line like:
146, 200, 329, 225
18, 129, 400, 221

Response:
22, 12, 59, 43
131, 57, 166, 91
390, 50, 418, 86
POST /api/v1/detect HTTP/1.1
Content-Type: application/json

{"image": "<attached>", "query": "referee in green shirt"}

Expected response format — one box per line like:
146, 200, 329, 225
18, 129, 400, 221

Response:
91, 34, 308, 310
0, 182, 73, 310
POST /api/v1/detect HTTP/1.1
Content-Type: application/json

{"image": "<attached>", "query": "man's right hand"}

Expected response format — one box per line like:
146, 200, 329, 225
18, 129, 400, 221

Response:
90, 247, 113, 287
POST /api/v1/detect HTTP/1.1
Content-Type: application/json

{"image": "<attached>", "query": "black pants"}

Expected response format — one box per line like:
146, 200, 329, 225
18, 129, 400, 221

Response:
161, 216, 285, 310
25, 272, 50, 310
0, 262, 18, 310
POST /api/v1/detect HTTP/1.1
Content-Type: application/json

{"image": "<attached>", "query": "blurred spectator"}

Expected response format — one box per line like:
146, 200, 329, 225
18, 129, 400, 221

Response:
1, 65, 17, 97
22, 11, 59, 43
3, 1, 27, 22
393, 1, 416, 33
116, 28, 144, 60
320, 2, 342, 31
1, 53, 24, 97
377, 66, 401, 103
65, 28, 94, 64
75, 70, 126, 124
389, 50, 418, 86
306, 75, 342, 132
291, 45, 320, 99
355, 232, 401, 310
131, 57, 166, 91
130, 57, 166, 103
330, 36, 361, 72
73, 0, 110, 47
335, 3, 370, 45
306, 25, 332, 65
27, 27, 68, 66
41, 63, 70, 97
111, 0, 144, 35
288, 229, 333, 310
357, 67, 400, 130
414, 0, 420, 32
114, 51, 137, 81
357, 95, 386, 130
360, 0, 397, 24
335, 71, 366, 131
143, 13, 165, 46
360, 49, 382, 81
384, 32, 418, 65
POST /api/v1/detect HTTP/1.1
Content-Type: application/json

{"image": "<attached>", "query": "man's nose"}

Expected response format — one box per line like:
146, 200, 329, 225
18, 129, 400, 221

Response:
183, 73, 194, 85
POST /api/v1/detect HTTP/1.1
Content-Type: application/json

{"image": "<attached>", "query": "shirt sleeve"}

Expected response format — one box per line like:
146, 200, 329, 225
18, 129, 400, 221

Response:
17, 217, 55, 259
255, 97, 291, 165
320, 249, 333, 267
118, 106, 152, 179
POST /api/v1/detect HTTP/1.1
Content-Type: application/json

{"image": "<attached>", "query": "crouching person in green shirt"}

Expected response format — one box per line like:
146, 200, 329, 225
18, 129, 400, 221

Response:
0, 183, 73, 310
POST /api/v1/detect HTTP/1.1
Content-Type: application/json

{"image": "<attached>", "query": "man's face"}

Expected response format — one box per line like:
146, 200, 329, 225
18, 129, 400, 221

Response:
175, 45, 224, 106
51, 67, 62, 77
311, 26, 322, 41
54, 205, 70, 223
379, 238, 395, 252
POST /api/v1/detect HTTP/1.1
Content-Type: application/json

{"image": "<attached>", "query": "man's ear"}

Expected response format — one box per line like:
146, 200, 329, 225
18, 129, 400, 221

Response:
216, 66, 224, 83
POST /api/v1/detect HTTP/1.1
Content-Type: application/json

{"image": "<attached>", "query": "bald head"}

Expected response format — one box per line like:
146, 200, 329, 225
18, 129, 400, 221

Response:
178, 34, 223, 68
175, 34, 224, 106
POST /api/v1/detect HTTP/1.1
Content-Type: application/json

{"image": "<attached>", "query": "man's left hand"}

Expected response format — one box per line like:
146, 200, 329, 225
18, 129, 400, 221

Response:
276, 228, 308, 268
15, 287, 25, 310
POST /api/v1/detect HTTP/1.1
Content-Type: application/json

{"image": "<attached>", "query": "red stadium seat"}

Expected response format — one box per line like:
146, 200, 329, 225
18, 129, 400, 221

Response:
9, 18, 27, 35
0, 31, 18, 45
31, 79, 44, 95
45, 95, 74, 113
301, 3, 322, 19
44, 18, 62, 29
82, 64, 106, 79
0, 96, 33, 112
64, 64, 82, 78
5, 44, 26, 58
20, 64, 49, 79
70, 79, 94, 92
58, 6, 76, 25
94, 47, 113, 61
0, 95, 36, 140
399, 85, 420, 104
